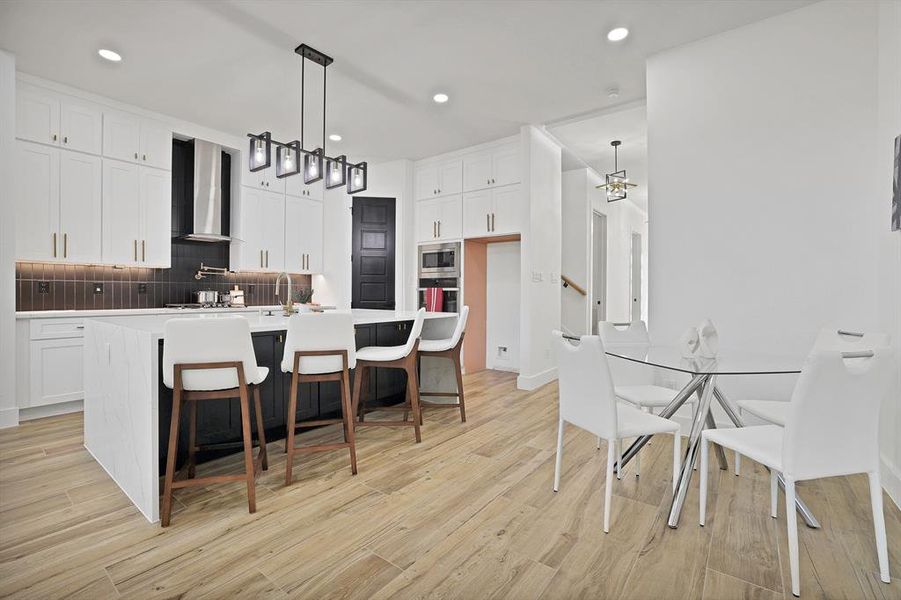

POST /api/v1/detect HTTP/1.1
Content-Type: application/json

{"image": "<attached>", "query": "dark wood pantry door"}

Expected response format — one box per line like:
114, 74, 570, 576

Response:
351, 197, 396, 310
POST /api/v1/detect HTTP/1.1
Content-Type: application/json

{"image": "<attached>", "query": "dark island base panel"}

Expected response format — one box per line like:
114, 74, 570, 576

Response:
158, 321, 414, 474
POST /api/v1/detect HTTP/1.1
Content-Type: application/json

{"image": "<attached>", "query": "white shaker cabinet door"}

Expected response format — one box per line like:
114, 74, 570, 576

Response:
15, 142, 60, 261
491, 144, 520, 187
60, 99, 103, 155
490, 184, 522, 236
16, 85, 60, 146
102, 159, 142, 265
59, 151, 102, 263
436, 194, 462, 241
140, 168, 172, 267
304, 199, 324, 273
284, 195, 305, 273
139, 119, 172, 171
415, 164, 439, 200
437, 159, 463, 196
29, 337, 85, 407
239, 187, 265, 271
462, 150, 492, 193
462, 189, 492, 238
260, 191, 286, 272
416, 197, 441, 243
103, 109, 141, 163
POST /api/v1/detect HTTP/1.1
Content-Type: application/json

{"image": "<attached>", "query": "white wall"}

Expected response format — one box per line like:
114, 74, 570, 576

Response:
647, 0, 901, 502
314, 159, 414, 310
517, 125, 562, 390
0, 50, 17, 428
486, 241, 521, 371
561, 167, 648, 335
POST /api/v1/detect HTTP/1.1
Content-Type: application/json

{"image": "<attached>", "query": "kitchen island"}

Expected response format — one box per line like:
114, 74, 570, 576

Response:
83, 309, 457, 523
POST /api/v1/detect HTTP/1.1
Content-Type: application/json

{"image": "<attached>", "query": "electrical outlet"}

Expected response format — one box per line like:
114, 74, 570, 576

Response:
38, 281, 50, 294
497, 346, 508, 358
138, 283, 147, 294
93, 283, 103, 295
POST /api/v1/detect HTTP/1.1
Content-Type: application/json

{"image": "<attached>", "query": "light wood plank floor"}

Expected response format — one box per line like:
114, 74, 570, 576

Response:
1, 370, 898, 599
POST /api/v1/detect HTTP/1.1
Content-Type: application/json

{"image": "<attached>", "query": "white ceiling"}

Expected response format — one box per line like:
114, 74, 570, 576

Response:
549, 104, 648, 211
0, 0, 812, 163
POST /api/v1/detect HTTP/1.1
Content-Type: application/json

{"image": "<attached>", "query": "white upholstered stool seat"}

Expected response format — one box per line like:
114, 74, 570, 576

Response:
418, 338, 456, 353
356, 344, 410, 362
736, 400, 788, 426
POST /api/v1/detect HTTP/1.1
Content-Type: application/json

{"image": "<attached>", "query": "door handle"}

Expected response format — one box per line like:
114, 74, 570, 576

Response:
142, 239, 146, 262
63, 233, 67, 258
52, 233, 57, 257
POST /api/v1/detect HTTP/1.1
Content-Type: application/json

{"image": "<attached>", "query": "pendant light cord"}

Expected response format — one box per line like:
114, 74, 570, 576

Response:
300, 55, 305, 148
322, 62, 327, 155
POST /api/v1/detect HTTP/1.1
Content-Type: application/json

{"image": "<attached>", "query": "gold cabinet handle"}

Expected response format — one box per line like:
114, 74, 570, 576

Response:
134, 152, 138, 159
265, 250, 269, 268
491, 213, 495, 232
260, 249, 264, 268
133, 239, 138, 261
143, 154, 147, 161
142, 239, 146, 262
438, 220, 441, 238
63, 233, 68, 258
63, 136, 68, 144
52, 232, 57, 257
52, 134, 58, 142
486, 213, 490, 231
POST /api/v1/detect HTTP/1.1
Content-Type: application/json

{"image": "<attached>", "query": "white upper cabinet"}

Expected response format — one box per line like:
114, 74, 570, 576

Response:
15, 142, 60, 261
242, 154, 285, 194
103, 109, 171, 170
15, 141, 103, 263
235, 188, 286, 272
285, 195, 323, 274
58, 152, 103, 263
17, 85, 102, 154
417, 194, 462, 243
60, 100, 102, 155
286, 176, 322, 201
261, 192, 286, 272
140, 168, 172, 267
139, 118, 173, 170
415, 158, 462, 200
462, 184, 522, 238
462, 142, 520, 192
17, 86, 60, 146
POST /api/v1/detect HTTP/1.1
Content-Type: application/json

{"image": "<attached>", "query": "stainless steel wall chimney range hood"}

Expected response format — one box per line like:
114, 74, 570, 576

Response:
183, 139, 230, 242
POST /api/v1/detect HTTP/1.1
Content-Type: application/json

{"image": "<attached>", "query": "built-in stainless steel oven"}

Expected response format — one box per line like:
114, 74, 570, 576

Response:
418, 242, 460, 277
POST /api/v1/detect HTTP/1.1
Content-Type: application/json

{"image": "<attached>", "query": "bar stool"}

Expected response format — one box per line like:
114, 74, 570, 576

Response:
160, 316, 269, 527
282, 312, 357, 485
417, 306, 469, 423
352, 308, 426, 443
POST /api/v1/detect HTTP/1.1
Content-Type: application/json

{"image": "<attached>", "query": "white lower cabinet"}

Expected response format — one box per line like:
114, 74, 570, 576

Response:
285, 195, 323, 274
29, 338, 84, 408
462, 184, 521, 238
102, 160, 171, 267
416, 194, 462, 243
15, 141, 103, 263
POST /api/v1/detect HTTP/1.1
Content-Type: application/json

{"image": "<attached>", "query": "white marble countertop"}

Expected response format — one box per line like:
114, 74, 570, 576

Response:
15, 305, 278, 319
85, 308, 455, 337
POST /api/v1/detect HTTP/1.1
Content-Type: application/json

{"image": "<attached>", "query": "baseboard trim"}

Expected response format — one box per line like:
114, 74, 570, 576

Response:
0, 407, 19, 429
517, 367, 557, 391
881, 455, 901, 510
19, 400, 83, 422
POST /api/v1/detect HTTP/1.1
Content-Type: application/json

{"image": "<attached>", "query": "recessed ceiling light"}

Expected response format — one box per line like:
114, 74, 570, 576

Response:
607, 27, 629, 42
432, 93, 449, 104
329, 133, 342, 142
98, 48, 122, 62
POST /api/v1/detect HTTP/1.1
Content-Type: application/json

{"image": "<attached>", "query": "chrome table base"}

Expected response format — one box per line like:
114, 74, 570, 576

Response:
616, 374, 821, 529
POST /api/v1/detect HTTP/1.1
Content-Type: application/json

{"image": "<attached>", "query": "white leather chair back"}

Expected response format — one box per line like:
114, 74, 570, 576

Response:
553, 331, 618, 440
401, 308, 426, 355
449, 306, 470, 345
281, 312, 356, 375
162, 316, 261, 391
782, 347, 896, 481
598, 320, 654, 386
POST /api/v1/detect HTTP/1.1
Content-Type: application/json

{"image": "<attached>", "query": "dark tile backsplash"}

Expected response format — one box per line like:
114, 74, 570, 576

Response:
16, 240, 312, 311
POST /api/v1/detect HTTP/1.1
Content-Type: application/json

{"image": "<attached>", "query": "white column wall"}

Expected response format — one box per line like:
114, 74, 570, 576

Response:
0, 50, 16, 428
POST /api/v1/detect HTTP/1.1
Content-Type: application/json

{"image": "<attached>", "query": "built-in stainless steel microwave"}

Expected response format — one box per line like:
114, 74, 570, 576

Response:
418, 242, 460, 277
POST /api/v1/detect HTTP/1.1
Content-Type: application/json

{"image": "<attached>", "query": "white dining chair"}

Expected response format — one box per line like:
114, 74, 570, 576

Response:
552, 331, 681, 533
160, 316, 269, 526
418, 306, 469, 422
353, 308, 426, 443
281, 311, 358, 485
699, 347, 895, 597
598, 320, 695, 477
733, 329, 891, 475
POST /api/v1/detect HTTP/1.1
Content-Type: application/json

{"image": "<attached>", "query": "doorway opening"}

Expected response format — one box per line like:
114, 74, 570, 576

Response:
591, 211, 608, 334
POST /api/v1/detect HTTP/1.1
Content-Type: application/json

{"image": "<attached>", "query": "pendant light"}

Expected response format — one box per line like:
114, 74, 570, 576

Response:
596, 140, 637, 202
247, 43, 368, 193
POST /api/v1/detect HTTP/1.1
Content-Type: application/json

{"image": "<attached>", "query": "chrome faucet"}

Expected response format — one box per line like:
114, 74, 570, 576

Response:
275, 271, 293, 304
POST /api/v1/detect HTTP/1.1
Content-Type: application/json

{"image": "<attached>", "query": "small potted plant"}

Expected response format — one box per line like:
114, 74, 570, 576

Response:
293, 288, 315, 313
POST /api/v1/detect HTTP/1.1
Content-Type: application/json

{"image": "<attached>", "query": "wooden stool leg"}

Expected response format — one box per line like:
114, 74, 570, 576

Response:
453, 351, 466, 423
187, 400, 197, 478
355, 366, 369, 423
341, 368, 358, 475
238, 384, 256, 513
161, 386, 183, 527
252, 386, 268, 471
406, 361, 422, 443
285, 371, 299, 485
